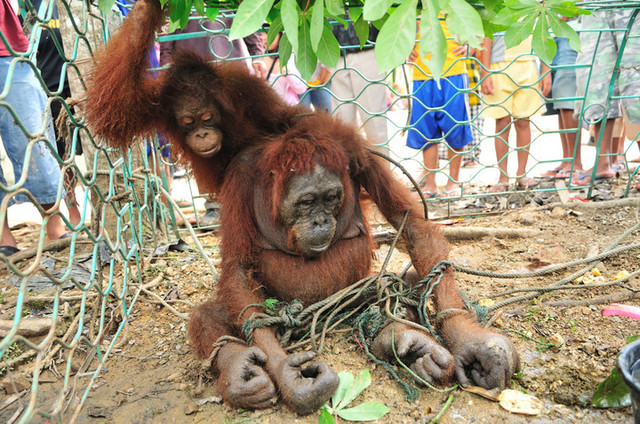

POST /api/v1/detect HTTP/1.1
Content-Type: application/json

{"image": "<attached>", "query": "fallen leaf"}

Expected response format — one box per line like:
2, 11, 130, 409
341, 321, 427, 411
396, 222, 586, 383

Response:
460, 385, 501, 401
498, 389, 543, 415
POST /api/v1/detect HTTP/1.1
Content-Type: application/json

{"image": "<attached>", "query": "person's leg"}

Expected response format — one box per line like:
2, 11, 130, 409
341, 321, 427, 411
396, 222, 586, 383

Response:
421, 144, 439, 196
0, 60, 66, 243
310, 86, 332, 112
330, 59, 359, 128
572, 118, 617, 185
559, 109, 583, 172
436, 74, 473, 194
513, 118, 534, 186
444, 147, 463, 194
406, 79, 440, 193
346, 50, 389, 154
493, 116, 512, 187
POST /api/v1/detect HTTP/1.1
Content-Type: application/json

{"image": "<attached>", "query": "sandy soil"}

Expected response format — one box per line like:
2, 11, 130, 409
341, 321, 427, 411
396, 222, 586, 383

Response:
2, 177, 640, 424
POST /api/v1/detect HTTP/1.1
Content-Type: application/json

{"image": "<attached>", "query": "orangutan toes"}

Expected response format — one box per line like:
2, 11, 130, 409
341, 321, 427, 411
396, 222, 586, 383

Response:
275, 351, 340, 416
371, 323, 455, 385
217, 345, 277, 410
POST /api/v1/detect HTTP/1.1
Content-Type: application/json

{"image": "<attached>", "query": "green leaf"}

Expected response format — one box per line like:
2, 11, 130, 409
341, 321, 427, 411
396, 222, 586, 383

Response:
337, 369, 372, 410
279, 33, 293, 70
295, 19, 319, 81
311, 0, 324, 50
547, 0, 591, 17
318, 407, 336, 424
167, 17, 182, 34
626, 335, 639, 344
282, 0, 300, 50
443, 0, 484, 49
327, 12, 349, 28
531, 14, 557, 64
483, 0, 500, 14
504, 0, 539, 10
332, 371, 355, 409
325, 0, 344, 17
547, 11, 581, 52
349, 6, 363, 23
316, 20, 340, 67
193, 0, 205, 16
180, 0, 193, 28
363, 0, 394, 21
267, 16, 283, 47
592, 368, 632, 408
354, 16, 370, 49
419, 0, 447, 82
503, 13, 537, 49
229, 0, 276, 40
337, 402, 390, 421
98, 0, 117, 16
491, 6, 521, 26
375, 0, 418, 72
205, 7, 219, 21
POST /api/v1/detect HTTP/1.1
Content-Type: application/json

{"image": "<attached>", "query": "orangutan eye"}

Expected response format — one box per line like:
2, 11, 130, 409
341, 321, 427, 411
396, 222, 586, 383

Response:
182, 116, 195, 125
201, 112, 212, 122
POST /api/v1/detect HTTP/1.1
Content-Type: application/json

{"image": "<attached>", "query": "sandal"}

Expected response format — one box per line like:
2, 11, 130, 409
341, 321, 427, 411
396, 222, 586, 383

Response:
488, 182, 509, 193
540, 168, 562, 179
0, 245, 20, 257
516, 177, 538, 190
422, 190, 441, 199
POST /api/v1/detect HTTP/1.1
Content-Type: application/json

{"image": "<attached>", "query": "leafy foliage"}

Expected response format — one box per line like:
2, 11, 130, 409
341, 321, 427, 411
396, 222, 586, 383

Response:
592, 368, 632, 408
319, 370, 390, 422
101, 0, 589, 82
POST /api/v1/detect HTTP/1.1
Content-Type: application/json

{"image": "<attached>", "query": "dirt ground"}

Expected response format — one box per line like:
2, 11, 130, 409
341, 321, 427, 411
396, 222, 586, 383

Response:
2, 177, 640, 423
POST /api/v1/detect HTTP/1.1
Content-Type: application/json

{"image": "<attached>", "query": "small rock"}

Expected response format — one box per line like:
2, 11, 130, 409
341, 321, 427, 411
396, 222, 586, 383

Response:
179, 383, 188, 391
185, 404, 199, 415
2, 373, 29, 394
166, 372, 182, 382
551, 207, 566, 218
520, 213, 535, 226
549, 333, 565, 352
582, 307, 591, 315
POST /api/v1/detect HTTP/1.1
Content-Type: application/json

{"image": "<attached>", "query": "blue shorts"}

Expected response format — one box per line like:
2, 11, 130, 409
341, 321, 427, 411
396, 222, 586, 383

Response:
551, 37, 578, 110
0, 58, 61, 206
406, 74, 473, 150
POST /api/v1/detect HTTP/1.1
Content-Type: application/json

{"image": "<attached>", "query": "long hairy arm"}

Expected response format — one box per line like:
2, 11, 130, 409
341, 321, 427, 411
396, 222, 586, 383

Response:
84, 0, 165, 147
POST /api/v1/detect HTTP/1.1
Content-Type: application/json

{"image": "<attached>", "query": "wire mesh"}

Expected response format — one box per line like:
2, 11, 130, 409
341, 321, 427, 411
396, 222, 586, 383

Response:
0, 0, 638, 422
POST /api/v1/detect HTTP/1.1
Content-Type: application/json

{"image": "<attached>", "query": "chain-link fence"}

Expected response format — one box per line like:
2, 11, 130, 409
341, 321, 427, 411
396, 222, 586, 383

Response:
0, 0, 638, 422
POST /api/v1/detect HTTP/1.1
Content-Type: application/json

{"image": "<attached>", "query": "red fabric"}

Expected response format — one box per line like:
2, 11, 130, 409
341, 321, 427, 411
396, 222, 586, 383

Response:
1, 0, 28, 56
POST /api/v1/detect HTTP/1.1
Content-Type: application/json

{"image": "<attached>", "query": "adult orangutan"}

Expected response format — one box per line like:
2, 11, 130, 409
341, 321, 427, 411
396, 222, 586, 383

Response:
83, 0, 303, 195
188, 114, 520, 415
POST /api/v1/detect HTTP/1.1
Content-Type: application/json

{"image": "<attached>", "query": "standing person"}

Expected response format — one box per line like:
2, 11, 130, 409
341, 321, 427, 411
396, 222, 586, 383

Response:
264, 33, 307, 105
572, 7, 640, 186
541, 27, 584, 179
32, 0, 83, 227
0, 0, 68, 256
406, 19, 473, 198
299, 62, 332, 111
480, 35, 551, 192
331, 17, 388, 155
160, 11, 267, 226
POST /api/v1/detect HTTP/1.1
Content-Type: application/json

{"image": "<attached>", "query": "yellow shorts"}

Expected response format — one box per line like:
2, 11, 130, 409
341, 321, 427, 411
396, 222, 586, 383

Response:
481, 60, 543, 120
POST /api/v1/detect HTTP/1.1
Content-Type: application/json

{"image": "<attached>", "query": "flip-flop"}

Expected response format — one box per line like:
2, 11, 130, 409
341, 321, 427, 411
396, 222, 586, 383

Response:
409, 180, 427, 192
540, 168, 562, 179
420, 190, 441, 199
516, 177, 539, 190
488, 182, 509, 193
571, 171, 615, 186
0, 245, 20, 256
